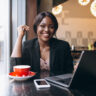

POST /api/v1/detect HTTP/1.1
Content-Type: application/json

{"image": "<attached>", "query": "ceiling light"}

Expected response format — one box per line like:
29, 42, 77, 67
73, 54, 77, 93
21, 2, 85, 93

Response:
52, 5, 63, 15
78, 0, 90, 6
90, 0, 96, 17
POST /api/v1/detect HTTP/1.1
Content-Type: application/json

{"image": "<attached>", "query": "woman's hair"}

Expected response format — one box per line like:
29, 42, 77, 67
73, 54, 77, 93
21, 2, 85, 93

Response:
93, 42, 96, 48
33, 11, 58, 34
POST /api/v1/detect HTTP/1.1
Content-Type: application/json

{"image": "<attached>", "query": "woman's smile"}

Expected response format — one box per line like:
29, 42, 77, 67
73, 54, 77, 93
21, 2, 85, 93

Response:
42, 32, 50, 37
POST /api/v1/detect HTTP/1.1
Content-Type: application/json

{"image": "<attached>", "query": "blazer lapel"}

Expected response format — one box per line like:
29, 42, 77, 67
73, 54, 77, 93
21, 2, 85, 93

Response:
50, 39, 56, 74
31, 39, 40, 72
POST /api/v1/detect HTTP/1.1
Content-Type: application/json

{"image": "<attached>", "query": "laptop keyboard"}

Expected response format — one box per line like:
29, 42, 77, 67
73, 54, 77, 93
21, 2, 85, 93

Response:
58, 77, 72, 85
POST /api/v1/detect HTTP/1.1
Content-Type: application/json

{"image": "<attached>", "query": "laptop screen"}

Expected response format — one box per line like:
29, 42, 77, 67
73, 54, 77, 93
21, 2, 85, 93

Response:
70, 50, 96, 88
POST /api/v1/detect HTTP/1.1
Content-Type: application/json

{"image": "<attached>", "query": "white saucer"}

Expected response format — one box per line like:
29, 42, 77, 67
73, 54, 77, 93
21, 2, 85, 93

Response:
9, 71, 36, 81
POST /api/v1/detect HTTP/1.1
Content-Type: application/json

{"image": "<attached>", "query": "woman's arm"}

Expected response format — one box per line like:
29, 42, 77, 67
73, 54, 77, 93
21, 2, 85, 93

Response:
11, 25, 29, 57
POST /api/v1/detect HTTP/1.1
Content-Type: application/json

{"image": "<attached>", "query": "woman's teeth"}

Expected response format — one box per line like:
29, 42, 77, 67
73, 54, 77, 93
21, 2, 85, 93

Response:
43, 33, 49, 36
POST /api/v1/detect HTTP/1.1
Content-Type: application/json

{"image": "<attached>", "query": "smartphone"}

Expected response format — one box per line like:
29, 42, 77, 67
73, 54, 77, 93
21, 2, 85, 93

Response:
34, 79, 50, 89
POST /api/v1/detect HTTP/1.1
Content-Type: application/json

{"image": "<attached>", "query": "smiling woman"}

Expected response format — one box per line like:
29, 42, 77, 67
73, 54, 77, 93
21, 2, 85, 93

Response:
11, 11, 73, 78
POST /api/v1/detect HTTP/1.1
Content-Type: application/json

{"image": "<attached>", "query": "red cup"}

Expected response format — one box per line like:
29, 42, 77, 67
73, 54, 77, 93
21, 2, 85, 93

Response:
13, 65, 31, 77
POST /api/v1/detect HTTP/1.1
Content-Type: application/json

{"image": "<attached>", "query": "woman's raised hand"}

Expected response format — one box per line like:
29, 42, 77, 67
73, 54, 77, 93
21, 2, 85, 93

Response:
11, 25, 29, 57
17, 25, 29, 38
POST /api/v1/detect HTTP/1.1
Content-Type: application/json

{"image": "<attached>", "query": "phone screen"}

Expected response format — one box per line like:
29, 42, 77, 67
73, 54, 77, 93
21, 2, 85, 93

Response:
36, 80, 48, 85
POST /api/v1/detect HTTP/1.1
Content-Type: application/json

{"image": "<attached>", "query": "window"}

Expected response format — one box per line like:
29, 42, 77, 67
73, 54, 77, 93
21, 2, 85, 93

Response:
0, 0, 26, 76
0, 0, 10, 76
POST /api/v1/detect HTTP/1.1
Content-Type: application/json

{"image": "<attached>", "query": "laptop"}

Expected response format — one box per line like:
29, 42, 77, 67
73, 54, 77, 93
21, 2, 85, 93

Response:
45, 51, 96, 89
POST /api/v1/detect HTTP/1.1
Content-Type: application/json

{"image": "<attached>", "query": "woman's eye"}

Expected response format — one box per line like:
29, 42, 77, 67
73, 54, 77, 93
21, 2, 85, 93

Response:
49, 25, 54, 29
40, 25, 45, 28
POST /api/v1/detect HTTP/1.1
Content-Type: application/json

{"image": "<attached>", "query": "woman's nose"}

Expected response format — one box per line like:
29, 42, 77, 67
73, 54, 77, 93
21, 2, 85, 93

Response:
44, 27, 49, 31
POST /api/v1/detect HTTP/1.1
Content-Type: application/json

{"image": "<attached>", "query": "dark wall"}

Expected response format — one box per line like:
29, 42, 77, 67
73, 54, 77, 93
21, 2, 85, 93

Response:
26, 0, 37, 40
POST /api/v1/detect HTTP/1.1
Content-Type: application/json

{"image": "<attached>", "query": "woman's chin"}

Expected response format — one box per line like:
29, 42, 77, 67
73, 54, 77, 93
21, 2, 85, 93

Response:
41, 37, 50, 42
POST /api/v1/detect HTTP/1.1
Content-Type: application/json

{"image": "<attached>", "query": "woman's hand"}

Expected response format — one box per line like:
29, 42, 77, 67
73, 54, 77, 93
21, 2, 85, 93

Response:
17, 25, 29, 38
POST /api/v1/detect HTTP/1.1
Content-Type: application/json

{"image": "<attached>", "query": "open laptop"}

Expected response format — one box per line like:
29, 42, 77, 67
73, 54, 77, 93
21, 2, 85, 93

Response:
45, 51, 96, 89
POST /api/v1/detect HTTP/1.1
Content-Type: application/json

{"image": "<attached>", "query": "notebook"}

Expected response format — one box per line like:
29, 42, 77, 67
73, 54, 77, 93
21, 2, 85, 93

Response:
45, 51, 96, 89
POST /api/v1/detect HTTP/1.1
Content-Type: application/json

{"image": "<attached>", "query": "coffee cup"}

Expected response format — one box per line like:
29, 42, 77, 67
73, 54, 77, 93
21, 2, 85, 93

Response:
13, 65, 31, 77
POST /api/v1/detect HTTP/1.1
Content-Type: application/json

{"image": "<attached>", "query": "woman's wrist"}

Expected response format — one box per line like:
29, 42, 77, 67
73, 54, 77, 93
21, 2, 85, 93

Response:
17, 35, 24, 40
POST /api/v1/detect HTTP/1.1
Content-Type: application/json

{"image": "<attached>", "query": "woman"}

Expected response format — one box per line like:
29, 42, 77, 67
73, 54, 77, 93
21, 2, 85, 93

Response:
11, 11, 73, 78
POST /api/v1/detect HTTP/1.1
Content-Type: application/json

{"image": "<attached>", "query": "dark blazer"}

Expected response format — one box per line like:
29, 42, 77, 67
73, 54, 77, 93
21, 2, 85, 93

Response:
11, 38, 73, 76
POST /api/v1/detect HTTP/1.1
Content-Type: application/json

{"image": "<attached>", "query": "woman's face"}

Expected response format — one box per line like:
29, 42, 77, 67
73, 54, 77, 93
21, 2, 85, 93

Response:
37, 16, 55, 42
